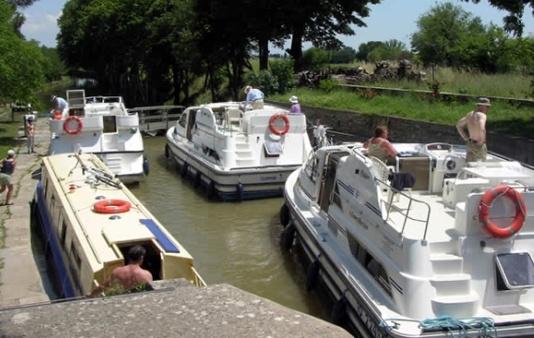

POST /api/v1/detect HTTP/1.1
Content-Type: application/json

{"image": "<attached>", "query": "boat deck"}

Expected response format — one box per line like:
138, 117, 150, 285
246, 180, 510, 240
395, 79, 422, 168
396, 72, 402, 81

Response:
384, 190, 457, 241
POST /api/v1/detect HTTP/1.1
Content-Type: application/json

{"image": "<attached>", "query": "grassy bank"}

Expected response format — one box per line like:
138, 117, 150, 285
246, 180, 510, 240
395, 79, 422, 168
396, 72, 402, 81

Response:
0, 107, 24, 157
333, 63, 533, 99
270, 87, 534, 138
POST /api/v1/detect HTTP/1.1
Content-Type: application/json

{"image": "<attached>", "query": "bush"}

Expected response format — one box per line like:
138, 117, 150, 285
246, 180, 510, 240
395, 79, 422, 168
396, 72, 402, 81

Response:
270, 59, 294, 93
302, 48, 330, 72
318, 78, 338, 93
245, 59, 295, 95
245, 70, 278, 96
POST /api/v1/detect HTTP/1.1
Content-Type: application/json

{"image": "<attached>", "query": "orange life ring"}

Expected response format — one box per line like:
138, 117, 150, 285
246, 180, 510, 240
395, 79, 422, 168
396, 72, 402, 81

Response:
63, 116, 83, 135
53, 110, 63, 120
93, 199, 131, 214
479, 184, 527, 238
269, 113, 290, 136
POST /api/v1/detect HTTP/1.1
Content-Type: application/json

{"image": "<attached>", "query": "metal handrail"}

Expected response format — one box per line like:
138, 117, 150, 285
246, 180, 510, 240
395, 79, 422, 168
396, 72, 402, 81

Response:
375, 177, 432, 240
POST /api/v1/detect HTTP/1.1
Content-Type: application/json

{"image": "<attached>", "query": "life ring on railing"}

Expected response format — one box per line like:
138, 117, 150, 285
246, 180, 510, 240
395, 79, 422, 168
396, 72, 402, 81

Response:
93, 199, 131, 214
269, 113, 290, 136
479, 184, 526, 238
63, 116, 83, 135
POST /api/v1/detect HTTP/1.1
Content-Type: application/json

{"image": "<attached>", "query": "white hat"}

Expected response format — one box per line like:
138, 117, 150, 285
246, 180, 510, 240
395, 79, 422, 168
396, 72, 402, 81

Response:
7, 150, 15, 156
51, 95, 57, 102
289, 96, 299, 104
244, 85, 252, 94
477, 97, 491, 106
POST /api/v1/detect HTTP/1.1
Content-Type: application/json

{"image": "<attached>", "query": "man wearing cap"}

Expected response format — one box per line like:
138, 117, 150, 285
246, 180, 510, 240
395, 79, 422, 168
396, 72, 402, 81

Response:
51, 95, 69, 119
456, 97, 490, 162
244, 85, 264, 110
289, 96, 302, 114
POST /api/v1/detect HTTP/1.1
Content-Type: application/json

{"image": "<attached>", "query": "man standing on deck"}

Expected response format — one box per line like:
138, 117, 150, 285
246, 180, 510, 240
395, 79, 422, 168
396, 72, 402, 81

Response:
90, 245, 153, 296
51, 95, 69, 119
244, 85, 264, 110
456, 97, 490, 162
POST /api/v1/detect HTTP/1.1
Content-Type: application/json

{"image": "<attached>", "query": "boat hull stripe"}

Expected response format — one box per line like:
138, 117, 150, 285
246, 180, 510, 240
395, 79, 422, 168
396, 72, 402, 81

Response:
140, 219, 180, 253
365, 202, 381, 216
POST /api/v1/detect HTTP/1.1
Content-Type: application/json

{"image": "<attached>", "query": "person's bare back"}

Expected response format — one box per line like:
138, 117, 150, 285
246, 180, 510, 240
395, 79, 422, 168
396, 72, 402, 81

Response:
111, 264, 153, 290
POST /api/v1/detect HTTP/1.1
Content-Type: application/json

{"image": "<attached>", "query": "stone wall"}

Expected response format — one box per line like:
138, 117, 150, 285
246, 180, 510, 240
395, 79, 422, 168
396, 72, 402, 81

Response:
272, 101, 534, 166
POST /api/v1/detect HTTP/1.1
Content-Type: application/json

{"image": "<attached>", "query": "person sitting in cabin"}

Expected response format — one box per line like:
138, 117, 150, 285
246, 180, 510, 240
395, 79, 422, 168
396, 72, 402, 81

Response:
363, 126, 398, 164
90, 245, 153, 297
50, 95, 69, 119
0, 150, 16, 206
289, 96, 302, 114
244, 85, 264, 110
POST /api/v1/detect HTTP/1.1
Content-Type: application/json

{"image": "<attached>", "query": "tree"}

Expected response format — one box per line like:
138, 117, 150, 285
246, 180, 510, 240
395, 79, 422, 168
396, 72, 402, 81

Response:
194, 0, 252, 100
367, 39, 408, 62
284, 0, 380, 71
462, 0, 534, 37
39, 46, 65, 81
331, 46, 357, 64
0, 0, 44, 103
356, 41, 384, 61
411, 3, 485, 68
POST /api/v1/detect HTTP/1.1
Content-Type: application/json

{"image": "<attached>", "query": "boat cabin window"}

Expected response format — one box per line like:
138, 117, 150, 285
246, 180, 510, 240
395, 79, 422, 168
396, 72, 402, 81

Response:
178, 113, 187, 129
119, 242, 162, 280
103, 116, 117, 133
43, 177, 48, 199
347, 233, 392, 296
60, 220, 67, 246
70, 242, 82, 270
496, 253, 534, 290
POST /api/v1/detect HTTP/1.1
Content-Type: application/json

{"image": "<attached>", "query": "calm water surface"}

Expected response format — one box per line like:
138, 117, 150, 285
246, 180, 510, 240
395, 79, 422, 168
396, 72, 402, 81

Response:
131, 137, 327, 318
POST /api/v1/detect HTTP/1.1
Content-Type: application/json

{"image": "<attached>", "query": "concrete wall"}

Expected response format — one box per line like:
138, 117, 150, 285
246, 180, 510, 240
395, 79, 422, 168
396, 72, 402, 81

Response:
272, 102, 534, 166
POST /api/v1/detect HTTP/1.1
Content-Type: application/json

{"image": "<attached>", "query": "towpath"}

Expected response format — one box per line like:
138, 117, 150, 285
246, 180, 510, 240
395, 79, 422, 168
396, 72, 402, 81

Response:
0, 116, 50, 306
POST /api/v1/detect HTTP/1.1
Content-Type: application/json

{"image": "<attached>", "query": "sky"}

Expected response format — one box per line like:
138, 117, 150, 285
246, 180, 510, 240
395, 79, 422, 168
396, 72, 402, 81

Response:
21, 0, 534, 50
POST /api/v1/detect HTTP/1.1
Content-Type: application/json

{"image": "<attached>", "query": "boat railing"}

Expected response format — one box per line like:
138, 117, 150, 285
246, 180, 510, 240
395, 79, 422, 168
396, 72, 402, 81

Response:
375, 177, 432, 241
86, 96, 123, 104
191, 267, 207, 287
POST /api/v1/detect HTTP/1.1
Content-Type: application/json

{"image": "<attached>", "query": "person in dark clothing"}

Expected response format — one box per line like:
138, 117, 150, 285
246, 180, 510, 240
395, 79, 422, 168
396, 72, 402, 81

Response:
0, 150, 16, 205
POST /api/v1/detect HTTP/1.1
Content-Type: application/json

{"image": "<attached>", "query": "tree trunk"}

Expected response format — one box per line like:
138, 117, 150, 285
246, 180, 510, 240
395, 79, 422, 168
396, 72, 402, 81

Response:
258, 38, 269, 70
172, 63, 181, 105
289, 23, 304, 72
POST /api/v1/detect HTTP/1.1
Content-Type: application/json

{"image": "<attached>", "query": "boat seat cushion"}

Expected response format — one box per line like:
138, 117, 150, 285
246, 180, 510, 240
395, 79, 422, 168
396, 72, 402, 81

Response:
140, 219, 180, 253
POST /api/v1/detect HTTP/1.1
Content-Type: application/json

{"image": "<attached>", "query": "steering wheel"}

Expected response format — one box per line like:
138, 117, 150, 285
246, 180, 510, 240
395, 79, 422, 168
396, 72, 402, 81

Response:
444, 155, 457, 172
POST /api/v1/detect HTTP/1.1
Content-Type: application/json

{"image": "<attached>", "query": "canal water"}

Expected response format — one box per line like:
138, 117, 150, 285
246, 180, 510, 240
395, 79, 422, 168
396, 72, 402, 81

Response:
130, 136, 329, 319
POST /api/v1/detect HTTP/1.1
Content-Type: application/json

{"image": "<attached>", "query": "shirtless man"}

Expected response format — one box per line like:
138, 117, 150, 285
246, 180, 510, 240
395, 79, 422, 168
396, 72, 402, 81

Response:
456, 97, 490, 162
90, 245, 153, 296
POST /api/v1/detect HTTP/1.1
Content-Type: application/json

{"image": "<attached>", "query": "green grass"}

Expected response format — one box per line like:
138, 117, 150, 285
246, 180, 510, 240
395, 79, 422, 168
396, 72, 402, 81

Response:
0, 106, 24, 156
270, 87, 534, 138
340, 63, 533, 99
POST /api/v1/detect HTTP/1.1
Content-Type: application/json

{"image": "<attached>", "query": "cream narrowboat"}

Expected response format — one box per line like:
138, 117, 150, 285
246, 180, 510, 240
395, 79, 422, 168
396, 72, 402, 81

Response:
32, 153, 205, 298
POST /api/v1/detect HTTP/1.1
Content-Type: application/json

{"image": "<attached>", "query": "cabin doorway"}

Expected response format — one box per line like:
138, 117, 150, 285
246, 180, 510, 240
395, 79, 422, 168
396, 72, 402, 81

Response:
319, 151, 347, 212
119, 242, 162, 280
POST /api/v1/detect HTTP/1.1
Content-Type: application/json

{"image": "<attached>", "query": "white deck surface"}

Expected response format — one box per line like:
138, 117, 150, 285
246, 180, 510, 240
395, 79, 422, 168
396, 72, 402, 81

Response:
385, 190, 456, 241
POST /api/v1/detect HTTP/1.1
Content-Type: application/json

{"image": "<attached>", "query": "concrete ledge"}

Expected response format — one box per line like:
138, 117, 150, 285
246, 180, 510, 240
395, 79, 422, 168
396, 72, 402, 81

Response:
0, 280, 351, 337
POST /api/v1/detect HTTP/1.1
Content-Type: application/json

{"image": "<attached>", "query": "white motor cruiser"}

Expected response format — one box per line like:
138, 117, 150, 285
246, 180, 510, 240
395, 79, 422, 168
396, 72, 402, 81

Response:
165, 102, 312, 200
49, 90, 147, 183
281, 142, 534, 337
